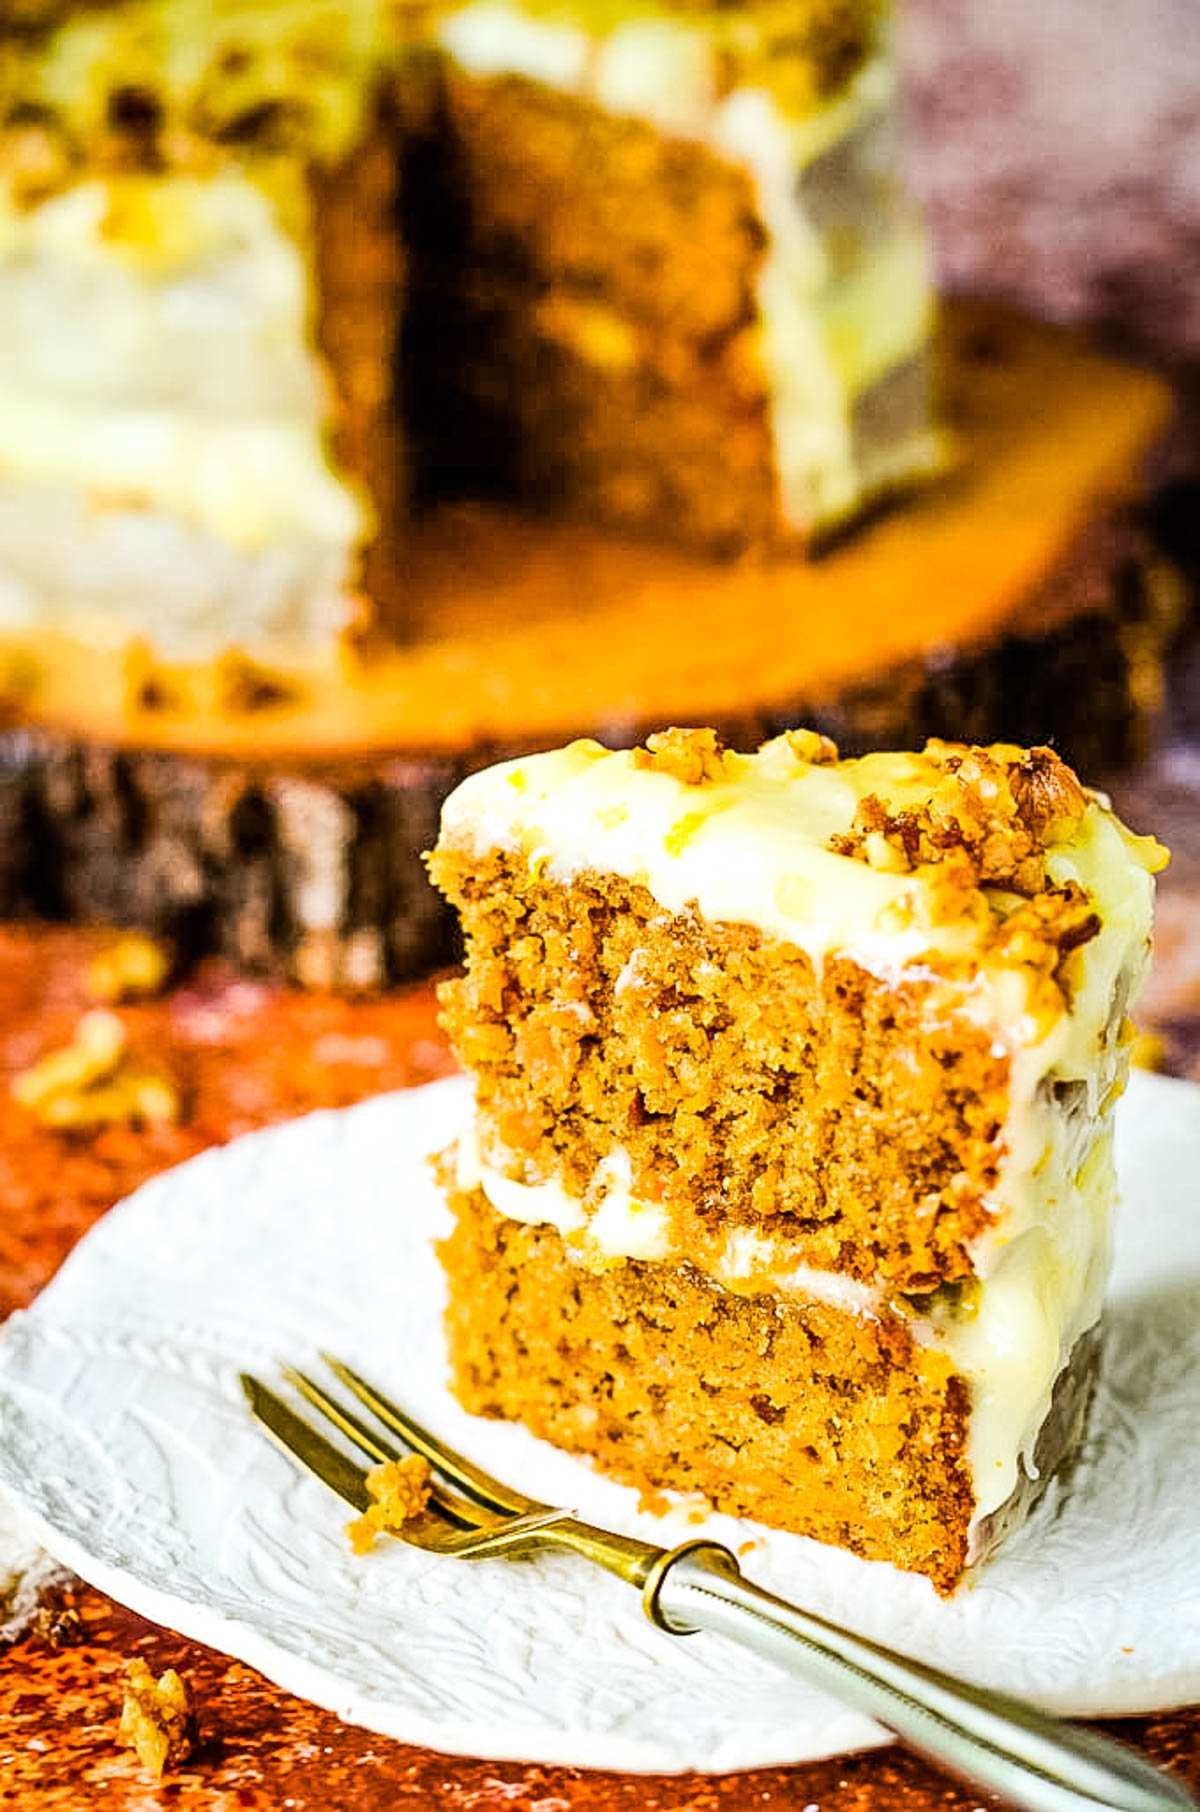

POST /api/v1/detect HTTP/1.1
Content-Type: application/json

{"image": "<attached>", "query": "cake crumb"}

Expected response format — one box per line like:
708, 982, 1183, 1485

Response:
637, 1486, 674, 1518
87, 933, 172, 1004
126, 644, 303, 718
346, 1455, 432, 1553
118, 1661, 198, 1778
633, 727, 728, 785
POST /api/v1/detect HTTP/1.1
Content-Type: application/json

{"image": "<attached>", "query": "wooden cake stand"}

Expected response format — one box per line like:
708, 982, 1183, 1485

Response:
0, 301, 1181, 989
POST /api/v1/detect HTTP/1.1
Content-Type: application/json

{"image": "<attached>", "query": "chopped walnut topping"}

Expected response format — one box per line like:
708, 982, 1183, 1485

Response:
31, 1592, 83, 1649
830, 742, 1091, 894
912, 848, 993, 930
12, 1008, 180, 1131
87, 933, 172, 1004
632, 727, 728, 786
346, 1455, 433, 1555
987, 881, 1100, 965
13, 1009, 126, 1107
772, 728, 840, 766
1006, 746, 1090, 842
984, 881, 1102, 1014
118, 1661, 198, 1778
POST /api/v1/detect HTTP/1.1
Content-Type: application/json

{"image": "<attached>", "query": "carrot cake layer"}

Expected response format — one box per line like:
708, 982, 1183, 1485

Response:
429, 727, 1165, 1588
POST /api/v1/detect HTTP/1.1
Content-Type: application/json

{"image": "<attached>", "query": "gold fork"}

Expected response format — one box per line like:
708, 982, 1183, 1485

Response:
242, 1356, 1196, 1812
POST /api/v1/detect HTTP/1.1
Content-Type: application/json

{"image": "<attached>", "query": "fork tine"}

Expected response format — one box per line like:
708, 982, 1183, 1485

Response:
282, 1366, 398, 1465
244, 1371, 573, 1561
320, 1353, 545, 1518
241, 1374, 371, 1513
282, 1366, 484, 1531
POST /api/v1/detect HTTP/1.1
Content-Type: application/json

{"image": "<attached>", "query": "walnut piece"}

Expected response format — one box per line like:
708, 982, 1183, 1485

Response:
4, 120, 77, 209
31, 1591, 84, 1649
346, 1455, 433, 1554
1007, 745, 1089, 841
632, 727, 729, 785
830, 741, 1091, 894
12, 1008, 180, 1131
118, 1661, 198, 1778
984, 880, 1102, 1017
770, 728, 840, 766
87, 933, 172, 1004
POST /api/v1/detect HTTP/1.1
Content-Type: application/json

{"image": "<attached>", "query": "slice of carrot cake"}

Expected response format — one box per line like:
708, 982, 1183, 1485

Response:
427, 727, 1165, 1592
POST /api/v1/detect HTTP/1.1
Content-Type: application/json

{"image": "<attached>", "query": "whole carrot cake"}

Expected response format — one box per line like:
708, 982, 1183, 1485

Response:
0, 0, 936, 659
428, 727, 1166, 1592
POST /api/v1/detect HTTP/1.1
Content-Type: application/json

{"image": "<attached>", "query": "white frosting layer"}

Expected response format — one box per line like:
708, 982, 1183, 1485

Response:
0, 175, 321, 415
0, 171, 363, 650
442, 736, 1163, 1522
0, 392, 361, 550
435, 3, 935, 529
0, 480, 354, 654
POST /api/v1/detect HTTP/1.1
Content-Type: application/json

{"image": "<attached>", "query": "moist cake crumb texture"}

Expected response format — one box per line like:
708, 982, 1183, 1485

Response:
345, 1454, 434, 1554
429, 726, 1164, 1592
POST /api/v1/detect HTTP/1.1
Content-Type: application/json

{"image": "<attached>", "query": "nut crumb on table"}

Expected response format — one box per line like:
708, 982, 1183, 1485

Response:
118, 1659, 198, 1777
11, 1007, 180, 1131
86, 933, 172, 1005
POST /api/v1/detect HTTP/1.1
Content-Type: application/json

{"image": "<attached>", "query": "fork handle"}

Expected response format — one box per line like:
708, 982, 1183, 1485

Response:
644, 1542, 1197, 1812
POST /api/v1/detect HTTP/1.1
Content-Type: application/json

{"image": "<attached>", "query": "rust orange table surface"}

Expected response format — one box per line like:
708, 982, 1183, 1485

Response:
2, 719, 1200, 1812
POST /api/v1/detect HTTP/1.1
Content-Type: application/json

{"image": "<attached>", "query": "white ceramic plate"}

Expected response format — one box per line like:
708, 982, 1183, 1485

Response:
0, 1071, 1197, 1774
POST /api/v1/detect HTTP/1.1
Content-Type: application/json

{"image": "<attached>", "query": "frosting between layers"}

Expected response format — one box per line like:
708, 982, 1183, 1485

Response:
457, 1037, 1124, 1527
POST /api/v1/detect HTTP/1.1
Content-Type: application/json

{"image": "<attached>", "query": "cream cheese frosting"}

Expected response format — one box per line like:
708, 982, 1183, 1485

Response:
437, 735, 1161, 1005
0, 169, 363, 653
